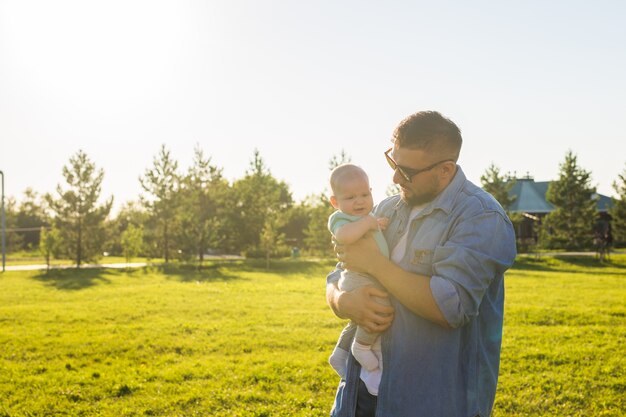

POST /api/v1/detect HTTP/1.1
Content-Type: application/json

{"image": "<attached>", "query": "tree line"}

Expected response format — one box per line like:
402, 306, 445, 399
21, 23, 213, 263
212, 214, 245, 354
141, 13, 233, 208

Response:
482, 150, 625, 252
5, 145, 340, 268
4, 146, 626, 268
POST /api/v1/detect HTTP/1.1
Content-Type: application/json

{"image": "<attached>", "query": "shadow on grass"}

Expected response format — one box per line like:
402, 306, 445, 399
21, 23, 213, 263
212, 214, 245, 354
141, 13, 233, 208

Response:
553, 254, 626, 268
32, 268, 114, 290
157, 258, 337, 282
223, 258, 337, 276
156, 262, 246, 283
513, 254, 626, 273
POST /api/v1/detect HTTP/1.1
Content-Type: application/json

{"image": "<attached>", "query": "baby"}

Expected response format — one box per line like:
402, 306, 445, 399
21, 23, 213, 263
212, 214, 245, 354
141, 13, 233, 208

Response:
327, 164, 390, 377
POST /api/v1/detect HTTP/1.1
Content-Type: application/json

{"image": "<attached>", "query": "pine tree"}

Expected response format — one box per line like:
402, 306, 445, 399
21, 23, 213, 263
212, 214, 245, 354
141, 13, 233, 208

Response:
176, 145, 229, 265
610, 165, 626, 245
480, 163, 516, 210
46, 150, 113, 267
539, 151, 597, 250
480, 164, 524, 248
329, 149, 352, 170
231, 150, 292, 255
139, 145, 179, 263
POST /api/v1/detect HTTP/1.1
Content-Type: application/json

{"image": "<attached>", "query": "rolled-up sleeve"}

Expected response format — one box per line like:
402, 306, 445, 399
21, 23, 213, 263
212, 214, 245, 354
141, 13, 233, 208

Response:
430, 276, 464, 328
430, 210, 516, 328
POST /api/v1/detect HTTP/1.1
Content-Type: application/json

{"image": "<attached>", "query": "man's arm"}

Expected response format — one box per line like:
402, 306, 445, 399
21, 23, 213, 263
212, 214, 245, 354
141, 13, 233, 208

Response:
340, 236, 451, 329
340, 209, 517, 329
326, 280, 394, 333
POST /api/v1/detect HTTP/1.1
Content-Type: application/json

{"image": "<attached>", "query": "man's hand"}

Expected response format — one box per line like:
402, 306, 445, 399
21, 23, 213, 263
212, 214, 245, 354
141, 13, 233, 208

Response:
377, 217, 389, 231
336, 235, 385, 275
331, 285, 394, 333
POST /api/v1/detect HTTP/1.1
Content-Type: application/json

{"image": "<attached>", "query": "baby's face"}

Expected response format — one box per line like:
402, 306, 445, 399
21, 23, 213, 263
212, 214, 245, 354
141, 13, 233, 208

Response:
334, 175, 374, 216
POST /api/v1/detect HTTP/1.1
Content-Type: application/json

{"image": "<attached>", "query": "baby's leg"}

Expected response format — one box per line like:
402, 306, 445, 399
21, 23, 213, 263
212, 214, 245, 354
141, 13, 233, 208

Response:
329, 346, 349, 378
352, 326, 380, 371
338, 270, 389, 372
329, 322, 356, 378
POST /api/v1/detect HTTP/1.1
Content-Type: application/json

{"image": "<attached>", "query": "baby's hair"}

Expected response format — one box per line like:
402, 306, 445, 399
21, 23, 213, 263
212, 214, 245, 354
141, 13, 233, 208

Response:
329, 164, 369, 195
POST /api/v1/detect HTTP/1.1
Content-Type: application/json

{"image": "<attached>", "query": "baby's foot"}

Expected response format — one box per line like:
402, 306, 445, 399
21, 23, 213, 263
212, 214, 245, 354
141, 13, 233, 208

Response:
329, 347, 349, 378
351, 340, 379, 371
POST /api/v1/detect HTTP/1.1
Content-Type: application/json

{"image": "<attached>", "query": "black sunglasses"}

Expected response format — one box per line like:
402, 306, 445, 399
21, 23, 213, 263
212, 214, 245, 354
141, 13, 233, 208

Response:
384, 148, 455, 182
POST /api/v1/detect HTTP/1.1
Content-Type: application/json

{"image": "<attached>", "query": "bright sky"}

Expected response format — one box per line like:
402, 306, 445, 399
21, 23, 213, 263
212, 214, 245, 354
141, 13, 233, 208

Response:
1, 1, 625, 213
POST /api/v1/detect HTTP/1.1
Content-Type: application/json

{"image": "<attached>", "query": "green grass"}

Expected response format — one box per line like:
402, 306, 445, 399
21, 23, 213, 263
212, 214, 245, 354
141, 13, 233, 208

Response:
495, 255, 626, 416
0, 257, 624, 416
0, 260, 340, 416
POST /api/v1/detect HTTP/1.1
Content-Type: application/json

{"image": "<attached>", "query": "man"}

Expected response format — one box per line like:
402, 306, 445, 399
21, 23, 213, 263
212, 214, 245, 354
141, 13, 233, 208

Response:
327, 111, 517, 417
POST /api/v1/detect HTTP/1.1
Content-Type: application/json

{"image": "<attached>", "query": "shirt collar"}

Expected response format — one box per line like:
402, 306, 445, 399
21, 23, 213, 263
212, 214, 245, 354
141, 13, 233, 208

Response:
430, 165, 466, 214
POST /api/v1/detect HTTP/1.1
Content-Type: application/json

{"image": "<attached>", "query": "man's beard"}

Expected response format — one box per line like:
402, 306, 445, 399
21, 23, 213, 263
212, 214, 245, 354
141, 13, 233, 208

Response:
400, 191, 437, 207
400, 187, 438, 206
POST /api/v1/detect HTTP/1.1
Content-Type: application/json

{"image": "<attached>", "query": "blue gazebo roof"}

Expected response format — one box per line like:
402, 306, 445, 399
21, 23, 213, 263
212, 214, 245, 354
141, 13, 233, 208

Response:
507, 178, 613, 214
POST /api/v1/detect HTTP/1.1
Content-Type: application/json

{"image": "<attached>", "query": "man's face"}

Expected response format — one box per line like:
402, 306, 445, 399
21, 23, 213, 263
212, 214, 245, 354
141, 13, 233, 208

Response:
389, 145, 446, 206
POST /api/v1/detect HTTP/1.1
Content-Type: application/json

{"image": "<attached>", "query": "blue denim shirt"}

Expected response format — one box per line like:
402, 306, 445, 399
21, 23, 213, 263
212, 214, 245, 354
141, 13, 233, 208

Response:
328, 167, 517, 417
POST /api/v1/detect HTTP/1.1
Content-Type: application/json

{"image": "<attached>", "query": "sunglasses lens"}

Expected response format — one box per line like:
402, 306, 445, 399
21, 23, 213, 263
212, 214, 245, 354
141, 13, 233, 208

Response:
385, 151, 410, 181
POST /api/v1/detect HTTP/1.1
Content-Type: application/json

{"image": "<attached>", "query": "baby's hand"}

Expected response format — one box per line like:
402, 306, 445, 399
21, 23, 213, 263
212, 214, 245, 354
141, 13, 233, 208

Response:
377, 217, 389, 231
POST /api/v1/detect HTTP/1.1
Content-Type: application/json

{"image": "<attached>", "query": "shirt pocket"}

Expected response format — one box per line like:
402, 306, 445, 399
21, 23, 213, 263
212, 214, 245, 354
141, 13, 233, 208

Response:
408, 248, 434, 276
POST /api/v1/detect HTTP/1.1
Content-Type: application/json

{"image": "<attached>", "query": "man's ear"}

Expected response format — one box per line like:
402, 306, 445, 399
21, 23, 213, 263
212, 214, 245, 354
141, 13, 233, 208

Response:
329, 195, 339, 209
441, 161, 457, 179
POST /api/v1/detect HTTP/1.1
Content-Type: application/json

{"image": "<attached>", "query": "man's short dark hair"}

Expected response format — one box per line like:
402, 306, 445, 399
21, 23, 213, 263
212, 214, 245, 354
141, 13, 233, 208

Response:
393, 111, 463, 161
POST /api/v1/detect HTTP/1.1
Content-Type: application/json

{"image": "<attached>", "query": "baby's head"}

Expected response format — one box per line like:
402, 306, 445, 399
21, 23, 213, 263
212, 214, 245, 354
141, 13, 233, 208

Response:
329, 164, 374, 216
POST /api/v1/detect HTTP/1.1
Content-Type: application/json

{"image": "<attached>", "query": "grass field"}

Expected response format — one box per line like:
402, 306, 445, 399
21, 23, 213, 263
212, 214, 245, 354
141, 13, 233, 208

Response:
0, 256, 624, 416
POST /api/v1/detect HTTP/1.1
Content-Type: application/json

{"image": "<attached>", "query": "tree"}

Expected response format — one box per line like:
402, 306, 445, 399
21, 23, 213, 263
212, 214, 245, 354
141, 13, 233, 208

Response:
303, 193, 335, 256
539, 151, 597, 250
480, 163, 516, 210
105, 201, 149, 257
260, 212, 286, 269
39, 226, 61, 272
386, 183, 401, 197
121, 224, 144, 265
329, 149, 352, 170
16, 188, 48, 250
610, 165, 626, 245
3, 197, 23, 253
480, 164, 525, 249
46, 150, 113, 268
231, 150, 292, 255
281, 203, 313, 250
176, 145, 230, 265
139, 145, 179, 263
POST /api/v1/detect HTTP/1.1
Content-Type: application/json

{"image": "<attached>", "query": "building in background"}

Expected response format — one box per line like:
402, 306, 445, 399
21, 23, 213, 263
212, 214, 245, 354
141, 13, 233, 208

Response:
507, 176, 613, 245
